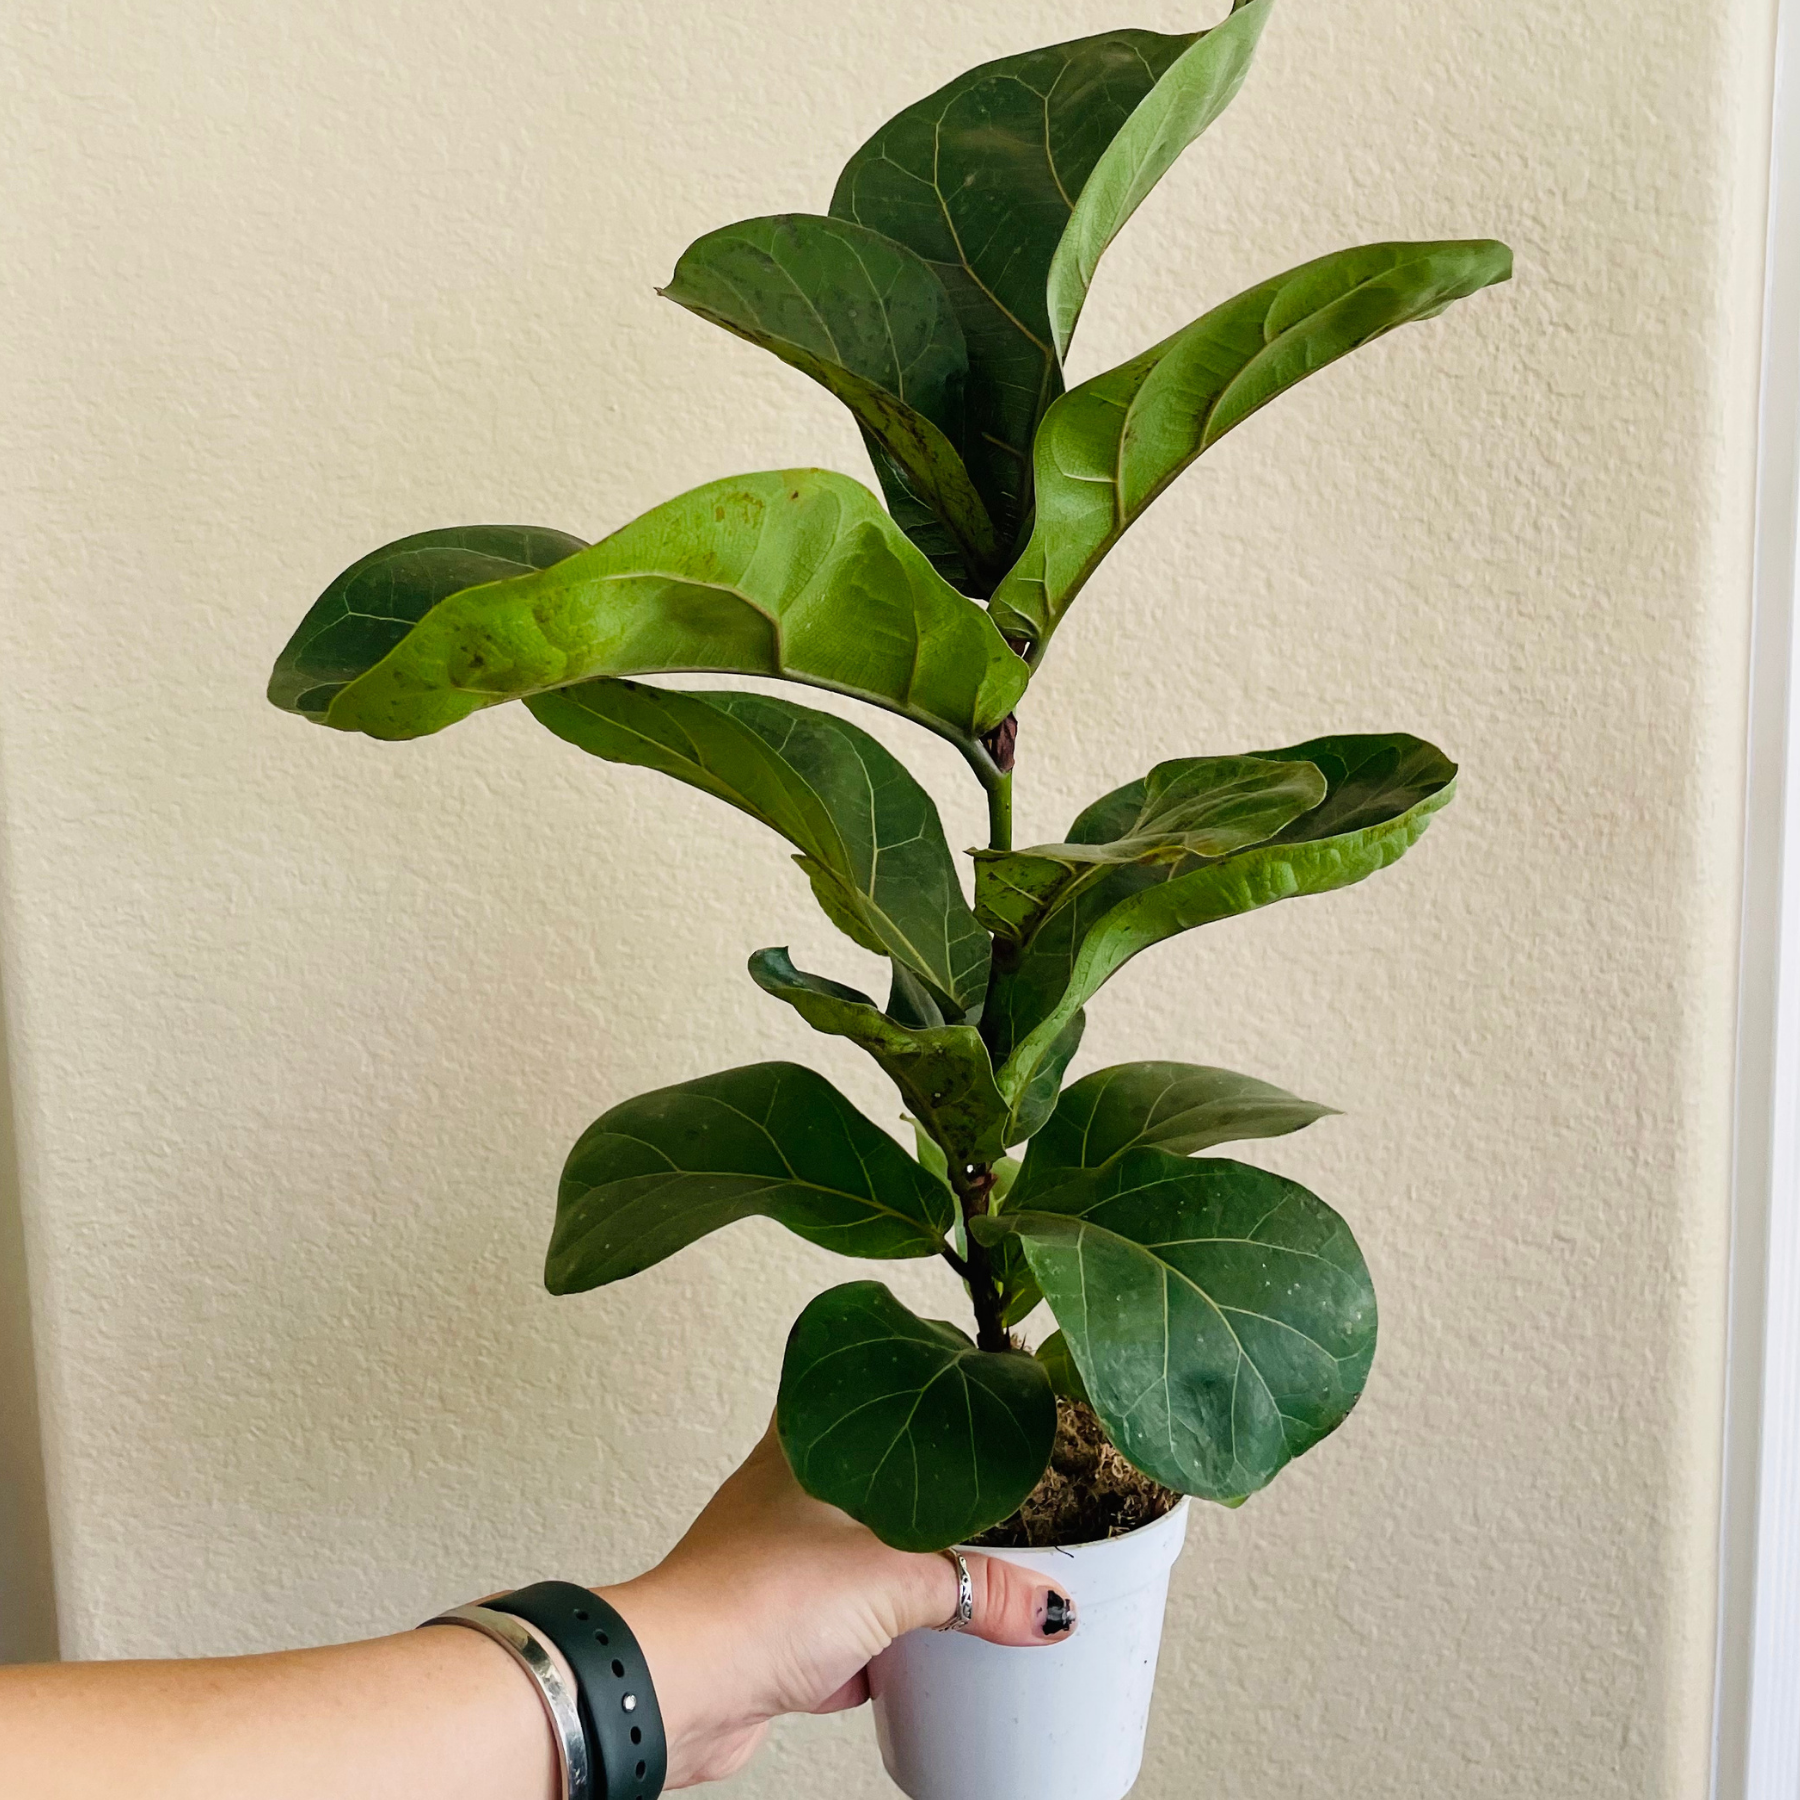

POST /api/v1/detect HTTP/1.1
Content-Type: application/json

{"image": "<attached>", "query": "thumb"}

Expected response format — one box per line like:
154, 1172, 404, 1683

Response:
901, 1548, 1077, 1647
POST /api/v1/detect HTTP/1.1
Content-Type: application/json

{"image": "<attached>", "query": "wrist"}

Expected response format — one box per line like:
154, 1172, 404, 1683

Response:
595, 1574, 754, 1791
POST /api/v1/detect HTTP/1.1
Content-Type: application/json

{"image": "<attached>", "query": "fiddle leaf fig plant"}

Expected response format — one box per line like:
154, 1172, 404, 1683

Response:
270, 3, 1509, 1553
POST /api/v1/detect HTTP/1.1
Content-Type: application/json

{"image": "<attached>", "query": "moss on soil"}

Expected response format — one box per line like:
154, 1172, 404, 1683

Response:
969, 1397, 1180, 1549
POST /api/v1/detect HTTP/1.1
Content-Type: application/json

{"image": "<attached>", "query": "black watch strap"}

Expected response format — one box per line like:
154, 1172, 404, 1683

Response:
490, 1581, 667, 1800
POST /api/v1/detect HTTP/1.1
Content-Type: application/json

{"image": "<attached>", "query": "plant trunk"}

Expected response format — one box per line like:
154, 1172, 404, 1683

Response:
953, 1165, 1010, 1353
959, 739, 1019, 1349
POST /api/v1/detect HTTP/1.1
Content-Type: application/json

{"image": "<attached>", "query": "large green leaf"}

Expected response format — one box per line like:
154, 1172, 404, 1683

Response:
545, 1062, 954, 1293
989, 239, 1514, 647
991, 735, 1456, 1104
269, 526, 588, 722
528, 679, 989, 1010
1045, 0, 1271, 364
660, 215, 998, 578
1014, 1061, 1335, 1202
287, 470, 1027, 751
777, 1280, 1056, 1550
973, 753, 1327, 942
747, 949, 1008, 1169
831, 15, 1267, 555
974, 1151, 1374, 1501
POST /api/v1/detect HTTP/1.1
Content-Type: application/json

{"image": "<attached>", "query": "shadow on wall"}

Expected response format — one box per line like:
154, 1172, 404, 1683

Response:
0, 962, 58, 1662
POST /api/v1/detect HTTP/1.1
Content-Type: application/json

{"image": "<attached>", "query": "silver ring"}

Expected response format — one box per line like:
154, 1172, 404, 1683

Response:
935, 1547, 975, 1632
422, 1605, 591, 1800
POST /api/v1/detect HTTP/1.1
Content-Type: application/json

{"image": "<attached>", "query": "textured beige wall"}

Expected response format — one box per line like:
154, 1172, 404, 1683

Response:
0, 0, 1775, 1793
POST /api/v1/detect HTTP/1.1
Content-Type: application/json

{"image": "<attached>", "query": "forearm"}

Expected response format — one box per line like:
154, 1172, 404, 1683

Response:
0, 1623, 557, 1800
0, 1427, 1064, 1800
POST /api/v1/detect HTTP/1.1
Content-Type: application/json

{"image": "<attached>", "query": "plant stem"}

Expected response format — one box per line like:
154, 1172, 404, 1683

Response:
985, 771, 1012, 853
955, 738, 1005, 790
950, 1165, 1010, 1353
949, 734, 1019, 1351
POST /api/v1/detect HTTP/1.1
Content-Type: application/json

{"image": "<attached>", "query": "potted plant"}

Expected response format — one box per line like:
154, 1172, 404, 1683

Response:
267, 3, 1507, 1795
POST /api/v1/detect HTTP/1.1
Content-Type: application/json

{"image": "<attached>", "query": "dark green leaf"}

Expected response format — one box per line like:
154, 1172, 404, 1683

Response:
973, 754, 1327, 942
661, 215, 998, 575
748, 949, 1008, 1169
860, 438, 981, 591
1035, 1329, 1091, 1407
990, 240, 1513, 647
886, 962, 969, 1030
269, 526, 587, 721
777, 1280, 1056, 1550
529, 680, 989, 1009
975, 1152, 1375, 1501
1255, 733, 1456, 843
545, 1062, 953, 1293
833, 22, 1256, 553
291, 470, 1027, 752
1016, 1061, 1335, 1202
992, 734, 1456, 1108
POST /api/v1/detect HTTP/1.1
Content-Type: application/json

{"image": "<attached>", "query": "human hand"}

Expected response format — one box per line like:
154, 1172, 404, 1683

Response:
597, 1422, 1076, 1788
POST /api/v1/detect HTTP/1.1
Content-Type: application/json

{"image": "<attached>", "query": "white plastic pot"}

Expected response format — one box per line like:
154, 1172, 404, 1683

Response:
868, 1500, 1190, 1800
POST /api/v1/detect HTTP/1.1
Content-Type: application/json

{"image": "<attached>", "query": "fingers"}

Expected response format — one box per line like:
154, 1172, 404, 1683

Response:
889, 1548, 1078, 1646
959, 1552, 1077, 1648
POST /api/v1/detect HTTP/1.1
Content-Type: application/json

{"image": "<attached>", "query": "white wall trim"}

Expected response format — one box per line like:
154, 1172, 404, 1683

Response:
1715, 0, 1800, 1792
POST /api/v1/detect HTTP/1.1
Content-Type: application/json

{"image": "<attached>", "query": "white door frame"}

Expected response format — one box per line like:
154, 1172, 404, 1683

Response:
1714, 1, 1800, 1792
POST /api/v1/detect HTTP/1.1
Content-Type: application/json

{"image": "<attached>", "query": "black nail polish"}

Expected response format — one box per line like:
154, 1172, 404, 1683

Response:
1043, 1592, 1073, 1636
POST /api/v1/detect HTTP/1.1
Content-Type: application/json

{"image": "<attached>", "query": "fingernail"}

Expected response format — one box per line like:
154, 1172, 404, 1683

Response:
1041, 1590, 1075, 1637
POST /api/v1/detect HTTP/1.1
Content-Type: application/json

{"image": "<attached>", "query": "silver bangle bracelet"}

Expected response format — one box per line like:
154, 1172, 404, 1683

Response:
421, 1603, 592, 1800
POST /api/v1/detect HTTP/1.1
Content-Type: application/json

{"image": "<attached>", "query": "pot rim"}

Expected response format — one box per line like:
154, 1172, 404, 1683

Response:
958, 1493, 1191, 1561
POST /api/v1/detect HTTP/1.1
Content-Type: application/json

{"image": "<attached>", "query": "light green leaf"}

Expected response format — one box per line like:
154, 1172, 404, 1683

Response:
990, 239, 1513, 646
269, 526, 587, 721
974, 1151, 1374, 1501
777, 1280, 1056, 1550
1046, 0, 1271, 364
545, 1062, 953, 1293
747, 949, 1008, 1169
1005, 1008, 1086, 1147
832, 22, 1256, 555
994, 1230, 1042, 1330
993, 735, 1456, 1105
910, 1118, 951, 1183
974, 754, 1327, 942
660, 215, 998, 578
299, 470, 1027, 752
529, 679, 989, 1009
1015, 1061, 1335, 1202
1035, 1329, 1091, 1407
